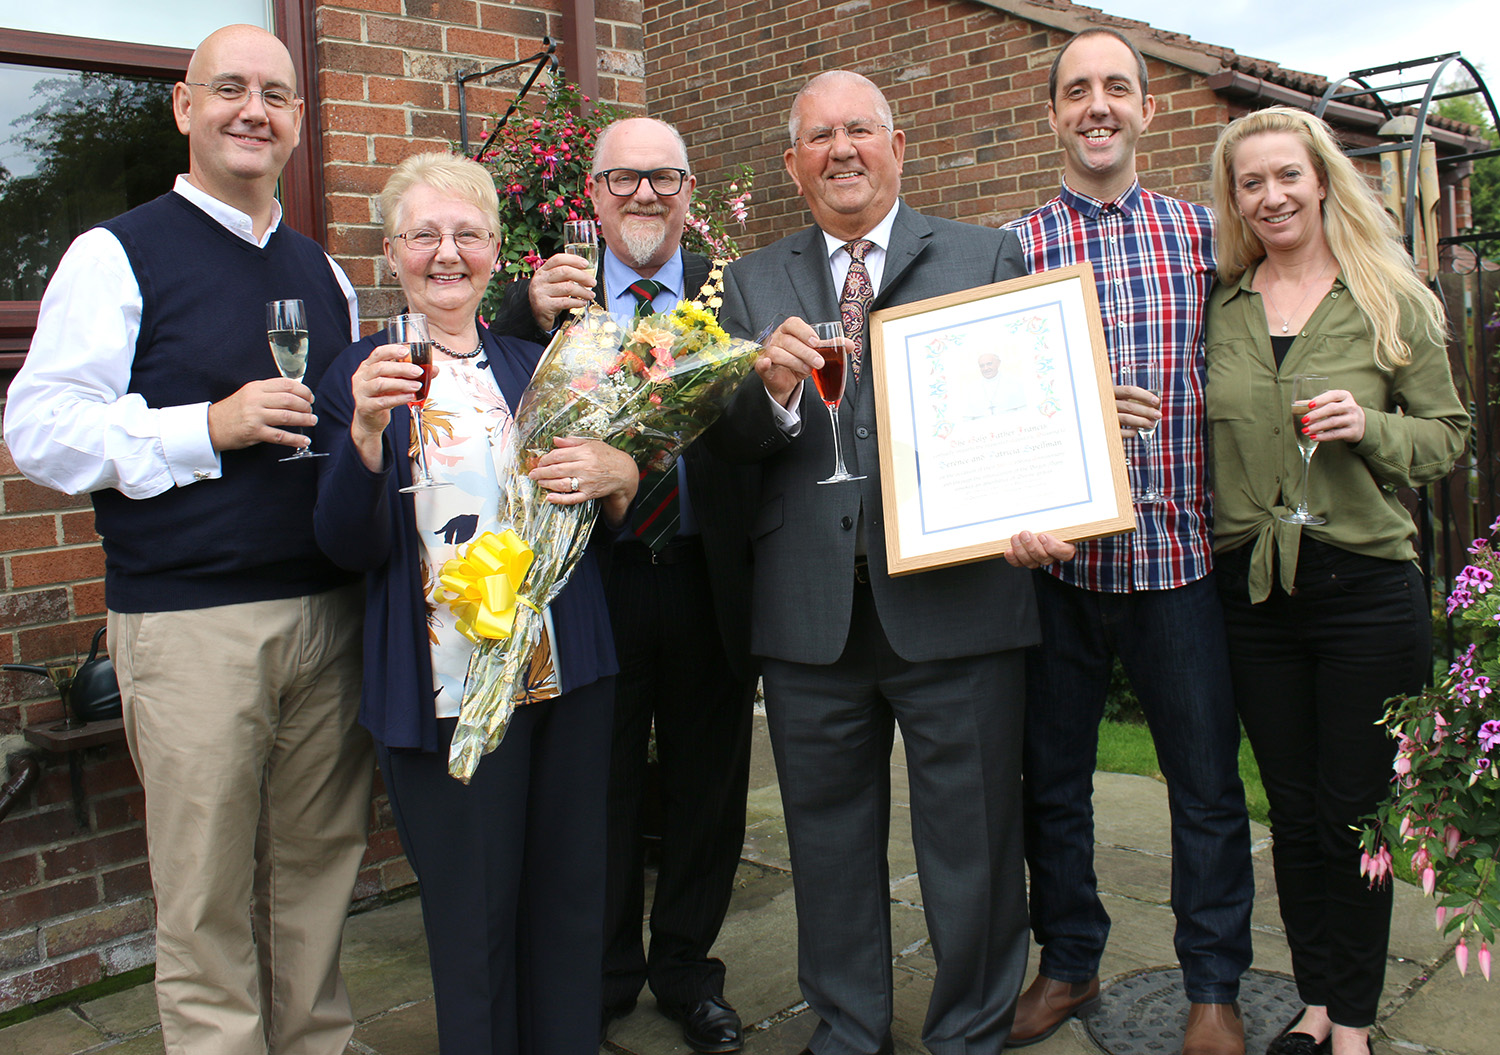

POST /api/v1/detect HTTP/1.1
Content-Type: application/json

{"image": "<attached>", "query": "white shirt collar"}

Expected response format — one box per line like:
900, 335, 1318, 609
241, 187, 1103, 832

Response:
820, 198, 901, 260
172, 174, 283, 248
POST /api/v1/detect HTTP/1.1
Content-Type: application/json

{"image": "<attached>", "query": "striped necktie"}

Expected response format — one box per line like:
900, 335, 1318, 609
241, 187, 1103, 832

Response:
626, 278, 665, 319
624, 277, 677, 551
840, 239, 875, 382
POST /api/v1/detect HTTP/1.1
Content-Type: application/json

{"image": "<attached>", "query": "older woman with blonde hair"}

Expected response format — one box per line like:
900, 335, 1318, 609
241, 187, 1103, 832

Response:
1205, 106, 1467, 1055
313, 151, 638, 1054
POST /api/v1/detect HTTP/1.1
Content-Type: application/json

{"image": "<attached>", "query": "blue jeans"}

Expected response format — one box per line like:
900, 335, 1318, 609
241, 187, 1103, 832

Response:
1022, 572, 1253, 1003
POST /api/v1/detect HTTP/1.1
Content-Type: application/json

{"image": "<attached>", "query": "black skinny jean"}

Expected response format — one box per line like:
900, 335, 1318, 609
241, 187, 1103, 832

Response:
1217, 538, 1429, 1027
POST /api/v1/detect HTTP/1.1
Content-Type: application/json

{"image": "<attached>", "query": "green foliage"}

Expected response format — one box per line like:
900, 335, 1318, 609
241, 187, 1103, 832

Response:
1103, 656, 1145, 723
475, 81, 753, 321
1361, 524, 1500, 962
1435, 80, 1500, 238
1095, 719, 1269, 828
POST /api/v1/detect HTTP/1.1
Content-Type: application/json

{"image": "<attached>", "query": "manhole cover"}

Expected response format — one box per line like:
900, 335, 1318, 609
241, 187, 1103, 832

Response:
1084, 967, 1301, 1054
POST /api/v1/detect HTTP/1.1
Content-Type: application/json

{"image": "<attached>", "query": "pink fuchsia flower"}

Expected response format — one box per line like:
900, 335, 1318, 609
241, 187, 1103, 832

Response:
1394, 754, 1412, 776
1479, 720, 1500, 752
1422, 865, 1437, 897
1437, 905, 1448, 931
1457, 937, 1470, 976
1362, 844, 1393, 887
1482, 941, 1492, 981
1447, 824, 1463, 855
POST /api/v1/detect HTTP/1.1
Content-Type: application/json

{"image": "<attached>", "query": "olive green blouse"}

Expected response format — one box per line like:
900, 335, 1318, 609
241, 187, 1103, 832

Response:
1205, 264, 1468, 603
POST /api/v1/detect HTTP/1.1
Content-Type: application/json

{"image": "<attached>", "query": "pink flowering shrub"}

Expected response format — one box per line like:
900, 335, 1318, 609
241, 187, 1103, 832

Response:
476, 81, 753, 320
1362, 516, 1500, 979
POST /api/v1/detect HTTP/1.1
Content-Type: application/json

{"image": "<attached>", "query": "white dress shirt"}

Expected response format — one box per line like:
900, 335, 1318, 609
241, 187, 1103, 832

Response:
774, 198, 903, 431
3, 176, 360, 498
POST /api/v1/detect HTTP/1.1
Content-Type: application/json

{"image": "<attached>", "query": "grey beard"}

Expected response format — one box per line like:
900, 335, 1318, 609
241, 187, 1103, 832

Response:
615, 216, 668, 269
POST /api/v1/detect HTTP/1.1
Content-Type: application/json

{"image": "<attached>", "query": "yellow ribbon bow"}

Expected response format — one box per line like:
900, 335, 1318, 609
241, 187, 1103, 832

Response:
439, 529, 538, 642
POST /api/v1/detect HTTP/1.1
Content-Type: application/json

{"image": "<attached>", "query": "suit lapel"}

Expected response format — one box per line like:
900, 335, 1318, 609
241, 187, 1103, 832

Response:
785, 225, 840, 328
873, 202, 932, 310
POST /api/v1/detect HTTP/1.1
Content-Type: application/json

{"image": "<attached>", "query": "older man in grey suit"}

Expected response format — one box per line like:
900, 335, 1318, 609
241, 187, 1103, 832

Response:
712, 71, 1074, 1055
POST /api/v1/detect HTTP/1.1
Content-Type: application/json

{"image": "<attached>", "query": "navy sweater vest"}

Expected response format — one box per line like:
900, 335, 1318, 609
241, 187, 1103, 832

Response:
92, 191, 355, 612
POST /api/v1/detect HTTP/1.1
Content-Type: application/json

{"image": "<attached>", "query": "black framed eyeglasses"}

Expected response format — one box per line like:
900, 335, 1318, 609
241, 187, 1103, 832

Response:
185, 81, 300, 111
396, 229, 495, 251
593, 168, 688, 197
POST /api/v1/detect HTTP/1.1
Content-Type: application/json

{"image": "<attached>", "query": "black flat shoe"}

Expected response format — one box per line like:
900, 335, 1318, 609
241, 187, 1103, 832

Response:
660, 996, 743, 1053
1265, 1010, 1329, 1055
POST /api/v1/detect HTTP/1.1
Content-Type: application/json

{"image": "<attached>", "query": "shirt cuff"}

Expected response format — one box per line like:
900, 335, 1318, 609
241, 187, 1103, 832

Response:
162, 402, 222, 486
768, 381, 804, 436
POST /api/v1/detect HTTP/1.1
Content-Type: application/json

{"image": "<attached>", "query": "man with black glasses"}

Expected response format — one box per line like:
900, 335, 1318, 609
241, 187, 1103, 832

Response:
495, 117, 759, 1054
4, 24, 369, 1055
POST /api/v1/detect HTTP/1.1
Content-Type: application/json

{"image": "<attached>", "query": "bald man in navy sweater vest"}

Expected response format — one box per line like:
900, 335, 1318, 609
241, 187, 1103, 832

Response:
5, 25, 370, 1055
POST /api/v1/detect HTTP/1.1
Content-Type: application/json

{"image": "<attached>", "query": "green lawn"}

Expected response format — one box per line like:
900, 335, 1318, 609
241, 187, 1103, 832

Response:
1096, 719, 1270, 827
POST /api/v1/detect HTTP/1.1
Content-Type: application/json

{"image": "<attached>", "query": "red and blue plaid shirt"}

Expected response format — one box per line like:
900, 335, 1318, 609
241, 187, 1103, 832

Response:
1009, 180, 1216, 592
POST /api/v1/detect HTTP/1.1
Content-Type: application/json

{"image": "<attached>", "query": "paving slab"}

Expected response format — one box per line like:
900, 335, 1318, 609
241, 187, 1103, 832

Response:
339, 895, 433, 1021
0, 1011, 101, 1055
76, 984, 158, 1039
1381, 953, 1497, 1055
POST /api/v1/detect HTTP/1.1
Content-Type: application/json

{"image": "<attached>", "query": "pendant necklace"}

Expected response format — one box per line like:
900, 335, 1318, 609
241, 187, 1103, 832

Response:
1261, 259, 1334, 334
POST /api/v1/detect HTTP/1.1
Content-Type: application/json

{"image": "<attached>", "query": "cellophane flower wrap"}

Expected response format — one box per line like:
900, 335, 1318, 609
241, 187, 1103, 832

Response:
446, 263, 760, 781
1360, 516, 1500, 979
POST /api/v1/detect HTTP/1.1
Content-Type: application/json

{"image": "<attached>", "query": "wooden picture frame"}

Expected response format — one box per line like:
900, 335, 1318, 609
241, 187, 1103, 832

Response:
869, 263, 1134, 576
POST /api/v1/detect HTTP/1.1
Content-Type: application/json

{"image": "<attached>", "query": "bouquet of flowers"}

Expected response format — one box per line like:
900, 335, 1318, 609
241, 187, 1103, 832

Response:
443, 264, 761, 781
1361, 517, 1500, 979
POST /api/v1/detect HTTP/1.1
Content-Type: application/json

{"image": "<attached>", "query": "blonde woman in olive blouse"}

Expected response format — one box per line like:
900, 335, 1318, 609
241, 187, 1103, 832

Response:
1205, 106, 1466, 1055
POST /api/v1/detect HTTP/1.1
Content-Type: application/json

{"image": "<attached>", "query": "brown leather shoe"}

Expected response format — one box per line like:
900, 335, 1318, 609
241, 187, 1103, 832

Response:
1005, 973, 1101, 1047
1182, 1001, 1245, 1055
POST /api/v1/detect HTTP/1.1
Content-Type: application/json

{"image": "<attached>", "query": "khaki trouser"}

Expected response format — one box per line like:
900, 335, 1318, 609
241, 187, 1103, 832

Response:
109, 585, 372, 1055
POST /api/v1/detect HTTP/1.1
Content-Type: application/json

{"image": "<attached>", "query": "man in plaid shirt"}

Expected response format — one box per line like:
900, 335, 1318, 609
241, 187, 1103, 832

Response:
1004, 30, 1254, 1055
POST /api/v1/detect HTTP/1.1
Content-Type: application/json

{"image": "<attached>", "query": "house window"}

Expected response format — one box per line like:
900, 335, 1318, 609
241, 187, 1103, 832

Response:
0, 63, 183, 302
0, 1, 319, 361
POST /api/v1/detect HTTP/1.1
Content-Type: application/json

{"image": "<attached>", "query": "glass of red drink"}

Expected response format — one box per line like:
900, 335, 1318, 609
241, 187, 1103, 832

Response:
811, 321, 865, 485
387, 312, 451, 493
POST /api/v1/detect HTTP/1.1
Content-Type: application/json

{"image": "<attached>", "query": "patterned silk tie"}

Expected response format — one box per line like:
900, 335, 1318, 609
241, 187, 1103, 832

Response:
840, 239, 875, 382
625, 277, 678, 551
626, 278, 665, 319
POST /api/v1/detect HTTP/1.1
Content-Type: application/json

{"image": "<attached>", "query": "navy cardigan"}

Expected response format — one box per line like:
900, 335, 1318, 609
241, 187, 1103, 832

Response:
313, 325, 617, 753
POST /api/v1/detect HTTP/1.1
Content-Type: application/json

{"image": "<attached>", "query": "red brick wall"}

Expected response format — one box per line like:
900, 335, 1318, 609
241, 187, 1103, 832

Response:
316, 0, 647, 331
644, 0, 1230, 251
0, 1, 645, 1013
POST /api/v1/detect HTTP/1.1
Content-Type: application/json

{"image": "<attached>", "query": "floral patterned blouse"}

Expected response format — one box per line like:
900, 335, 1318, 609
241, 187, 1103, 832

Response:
411, 355, 560, 719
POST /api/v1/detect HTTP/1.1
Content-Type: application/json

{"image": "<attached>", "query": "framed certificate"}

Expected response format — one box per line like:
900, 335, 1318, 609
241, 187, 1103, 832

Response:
869, 263, 1134, 576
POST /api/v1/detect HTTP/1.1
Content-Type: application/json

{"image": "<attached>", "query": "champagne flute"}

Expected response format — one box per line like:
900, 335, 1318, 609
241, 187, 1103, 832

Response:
1279, 373, 1328, 525
563, 219, 599, 278
1123, 360, 1163, 504
266, 299, 326, 461
811, 321, 865, 485
387, 313, 451, 493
